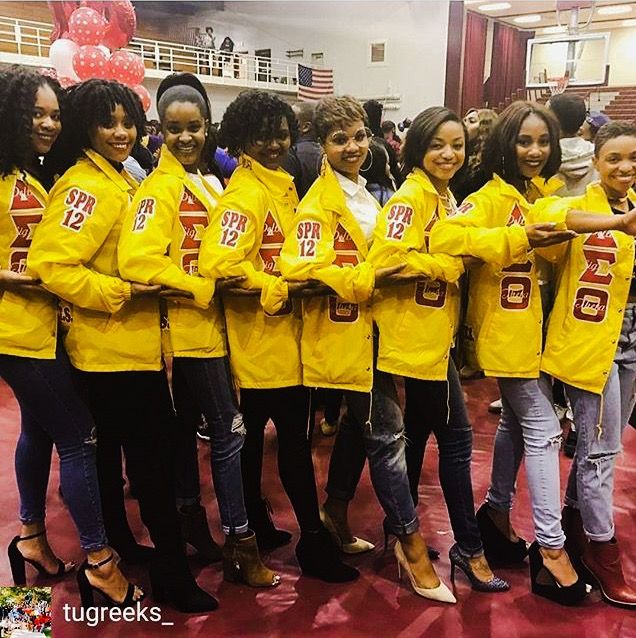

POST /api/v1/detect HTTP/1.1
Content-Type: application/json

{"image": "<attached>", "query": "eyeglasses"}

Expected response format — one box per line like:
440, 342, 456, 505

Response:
325, 128, 370, 148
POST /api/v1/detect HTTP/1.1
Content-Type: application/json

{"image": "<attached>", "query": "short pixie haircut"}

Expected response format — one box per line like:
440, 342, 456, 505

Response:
401, 106, 467, 178
219, 90, 298, 157
314, 96, 367, 143
482, 101, 561, 183
594, 120, 636, 157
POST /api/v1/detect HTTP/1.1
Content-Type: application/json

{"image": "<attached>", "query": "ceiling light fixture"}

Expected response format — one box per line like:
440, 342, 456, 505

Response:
514, 14, 542, 23
477, 2, 512, 11
598, 4, 632, 15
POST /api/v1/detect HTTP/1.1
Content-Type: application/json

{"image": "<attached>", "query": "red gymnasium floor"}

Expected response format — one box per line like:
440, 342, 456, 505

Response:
0, 377, 634, 637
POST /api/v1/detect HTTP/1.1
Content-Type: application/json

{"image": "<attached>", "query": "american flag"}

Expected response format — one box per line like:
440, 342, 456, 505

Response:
297, 64, 334, 101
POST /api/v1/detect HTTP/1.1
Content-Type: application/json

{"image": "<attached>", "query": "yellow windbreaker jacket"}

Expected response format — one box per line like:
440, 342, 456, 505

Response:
0, 170, 57, 358
118, 147, 226, 359
279, 161, 376, 392
539, 183, 636, 393
28, 150, 162, 372
367, 169, 465, 381
429, 174, 564, 379
199, 156, 302, 389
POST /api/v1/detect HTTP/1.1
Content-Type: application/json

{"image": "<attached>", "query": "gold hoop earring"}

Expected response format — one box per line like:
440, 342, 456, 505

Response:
360, 150, 373, 173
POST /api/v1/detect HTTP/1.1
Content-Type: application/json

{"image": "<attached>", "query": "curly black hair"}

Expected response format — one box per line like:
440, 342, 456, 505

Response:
219, 90, 298, 158
482, 101, 561, 184
48, 79, 146, 176
0, 65, 64, 180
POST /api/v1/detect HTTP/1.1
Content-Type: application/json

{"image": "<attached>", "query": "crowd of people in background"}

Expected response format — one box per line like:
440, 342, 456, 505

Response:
0, 63, 635, 618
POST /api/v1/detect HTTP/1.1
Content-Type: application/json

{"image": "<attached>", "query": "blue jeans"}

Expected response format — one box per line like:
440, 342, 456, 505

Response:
404, 361, 483, 556
326, 369, 419, 537
486, 375, 565, 549
564, 364, 622, 542
0, 347, 107, 552
172, 357, 248, 535
614, 301, 636, 431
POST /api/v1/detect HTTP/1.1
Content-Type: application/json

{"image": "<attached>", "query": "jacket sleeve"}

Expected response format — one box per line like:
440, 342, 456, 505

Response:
530, 195, 576, 264
279, 211, 375, 303
429, 194, 530, 267
199, 189, 288, 314
118, 182, 214, 308
368, 198, 464, 283
28, 178, 131, 313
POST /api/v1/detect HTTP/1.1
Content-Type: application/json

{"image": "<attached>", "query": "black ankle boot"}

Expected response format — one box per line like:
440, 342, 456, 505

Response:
149, 556, 218, 613
295, 526, 359, 583
178, 504, 222, 563
248, 499, 292, 551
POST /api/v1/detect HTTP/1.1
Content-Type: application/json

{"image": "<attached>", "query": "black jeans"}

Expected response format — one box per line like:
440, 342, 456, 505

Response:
404, 360, 483, 556
240, 385, 321, 531
77, 370, 186, 563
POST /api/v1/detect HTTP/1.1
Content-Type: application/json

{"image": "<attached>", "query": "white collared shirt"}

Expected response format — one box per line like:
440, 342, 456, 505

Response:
187, 172, 223, 208
334, 170, 379, 244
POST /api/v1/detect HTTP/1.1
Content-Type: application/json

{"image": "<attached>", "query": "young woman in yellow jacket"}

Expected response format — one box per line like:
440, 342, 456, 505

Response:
28, 79, 217, 613
366, 106, 508, 593
0, 68, 142, 608
280, 96, 455, 603
532, 121, 636, 609
118, 83, 278, 588
430, 101, 636, 605
199, 90, 357, 583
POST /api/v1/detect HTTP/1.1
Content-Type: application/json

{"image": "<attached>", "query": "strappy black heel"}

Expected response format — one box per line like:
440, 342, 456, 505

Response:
8, 530, 74, 585
77, 554, 145, 609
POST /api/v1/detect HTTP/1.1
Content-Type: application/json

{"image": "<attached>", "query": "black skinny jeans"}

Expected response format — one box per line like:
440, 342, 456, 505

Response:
239, 385, 321, 532
77, 370, 186, 565
404, 360, 484, 556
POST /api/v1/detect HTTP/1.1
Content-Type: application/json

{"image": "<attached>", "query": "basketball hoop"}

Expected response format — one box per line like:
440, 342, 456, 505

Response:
547, 72, 570, 96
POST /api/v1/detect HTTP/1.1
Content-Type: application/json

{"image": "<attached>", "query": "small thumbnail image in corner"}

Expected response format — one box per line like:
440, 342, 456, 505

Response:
0, 586, 52, 637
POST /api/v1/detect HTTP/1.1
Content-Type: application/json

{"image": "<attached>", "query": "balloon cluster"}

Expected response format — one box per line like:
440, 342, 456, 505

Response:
48, 3, 150, 112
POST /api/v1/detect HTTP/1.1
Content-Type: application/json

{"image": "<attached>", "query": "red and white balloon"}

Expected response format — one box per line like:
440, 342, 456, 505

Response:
108, 50, 145, 86
133, 84, 151, 112
68, 7, 107, 46
73, 45, 109, 81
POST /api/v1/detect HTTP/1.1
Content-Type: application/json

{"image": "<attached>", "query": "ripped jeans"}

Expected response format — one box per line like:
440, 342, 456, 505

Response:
564, 364, 621, 542
0, 346, 107, 552
614, 301, 636, 431
486, 374, 566, 549
326, 369, 419, 537
172, 357, 248, 535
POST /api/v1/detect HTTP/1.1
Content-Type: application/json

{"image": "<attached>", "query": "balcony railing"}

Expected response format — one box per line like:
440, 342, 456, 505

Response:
0, 16, 299, 93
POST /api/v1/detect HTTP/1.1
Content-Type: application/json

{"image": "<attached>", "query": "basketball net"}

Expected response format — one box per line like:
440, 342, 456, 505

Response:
547, 71, 570, 96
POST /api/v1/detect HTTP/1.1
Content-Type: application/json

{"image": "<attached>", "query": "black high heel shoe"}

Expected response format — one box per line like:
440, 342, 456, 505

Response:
528, 542, 587, 606
249, 498, 292, 552
476, 503, 528, 565
76, 554, 145, 609
382, 519, 440, 560
449, 544, 510, 593
8, 531, 75, 586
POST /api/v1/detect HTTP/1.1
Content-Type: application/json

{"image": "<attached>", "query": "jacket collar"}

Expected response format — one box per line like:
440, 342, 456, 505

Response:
318, 160, 373, 256
239, 154, 294, 197
21, 170, 48, 204
585, 181, 636, 213
157, 146, 220, 212
491, 172, 564, 202
84, 149, 138, 192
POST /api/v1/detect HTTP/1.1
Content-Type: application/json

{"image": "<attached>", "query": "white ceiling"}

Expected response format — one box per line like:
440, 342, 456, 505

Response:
464, 0, 636, 33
